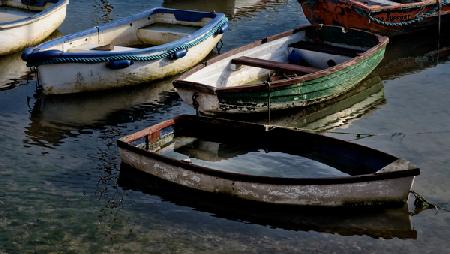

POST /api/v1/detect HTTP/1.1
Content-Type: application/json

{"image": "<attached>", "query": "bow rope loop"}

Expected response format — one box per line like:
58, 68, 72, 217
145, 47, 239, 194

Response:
28, 17, 228, 67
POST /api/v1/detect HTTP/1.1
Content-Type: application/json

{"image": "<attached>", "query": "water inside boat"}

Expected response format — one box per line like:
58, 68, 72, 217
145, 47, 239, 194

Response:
58, 14, 206, 53
156, 136, 351, 178
0, 7, 35, 23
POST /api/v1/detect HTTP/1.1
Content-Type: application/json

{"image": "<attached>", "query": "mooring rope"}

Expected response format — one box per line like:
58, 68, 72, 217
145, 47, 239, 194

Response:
354, 1, 447, 27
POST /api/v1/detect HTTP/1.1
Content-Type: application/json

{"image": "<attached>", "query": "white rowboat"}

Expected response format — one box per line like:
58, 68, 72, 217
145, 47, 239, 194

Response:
0, 0, 68, 55
22, 7, 228, 95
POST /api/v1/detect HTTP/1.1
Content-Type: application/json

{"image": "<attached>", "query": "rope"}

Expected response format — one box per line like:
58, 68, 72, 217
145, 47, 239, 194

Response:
354, 2, 446, 27
28, 18, 228, 66
264, 81, 271, 124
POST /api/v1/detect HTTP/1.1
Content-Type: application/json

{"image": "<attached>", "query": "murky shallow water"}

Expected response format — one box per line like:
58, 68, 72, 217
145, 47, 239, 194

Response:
1, 0, 450, 253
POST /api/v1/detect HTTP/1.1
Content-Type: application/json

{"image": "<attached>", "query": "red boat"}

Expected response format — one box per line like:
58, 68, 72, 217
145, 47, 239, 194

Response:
297, 0, 450, 36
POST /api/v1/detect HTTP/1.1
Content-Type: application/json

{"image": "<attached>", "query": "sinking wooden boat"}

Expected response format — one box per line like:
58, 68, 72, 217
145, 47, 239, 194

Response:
119, 164, 417, 239
174, 25, 388, 115
118, 115, 419, 206
297, 0, 450, 36
0, 0, 68, 55
22, 8, 228, 95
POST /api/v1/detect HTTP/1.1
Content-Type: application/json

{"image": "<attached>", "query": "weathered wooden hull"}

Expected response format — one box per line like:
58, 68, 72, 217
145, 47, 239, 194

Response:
0, 0, 68, 55
298, 0, 450, 36
174, 25, 388, 115
118, 115, 419, 206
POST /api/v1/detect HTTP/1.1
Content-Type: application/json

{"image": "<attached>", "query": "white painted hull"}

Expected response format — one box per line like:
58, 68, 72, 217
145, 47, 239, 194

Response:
119, 148, 415, 206
0, 1, 68, 55
38, 35, 222, 94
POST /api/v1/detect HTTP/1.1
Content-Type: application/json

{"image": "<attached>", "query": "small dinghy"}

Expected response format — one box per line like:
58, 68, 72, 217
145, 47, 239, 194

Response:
118, 115, 419, 206
0, 0, 68, 55
174, 25, 388, 115
22, 7, 228, 95
297, 0, 450, 36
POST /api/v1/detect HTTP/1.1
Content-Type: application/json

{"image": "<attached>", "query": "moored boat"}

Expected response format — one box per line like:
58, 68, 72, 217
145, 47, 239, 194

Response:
118, 115, 419, 206
174, 25, 388, 115
297, 0, 450, 36
0, 0, 68, 55
22, 7, 228, 95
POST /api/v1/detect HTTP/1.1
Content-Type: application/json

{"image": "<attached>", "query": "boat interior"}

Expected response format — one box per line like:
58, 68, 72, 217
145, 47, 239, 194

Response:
125, 116, 399, 178
0, 0, 56, 24
184, 26, 378, 89
45, 11, 212, 54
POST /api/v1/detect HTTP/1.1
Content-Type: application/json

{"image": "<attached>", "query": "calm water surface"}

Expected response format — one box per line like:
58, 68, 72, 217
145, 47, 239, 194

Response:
1, 0, 450, 253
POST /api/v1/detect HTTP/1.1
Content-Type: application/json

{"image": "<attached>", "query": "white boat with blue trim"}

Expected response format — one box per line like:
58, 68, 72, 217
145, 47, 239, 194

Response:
22, 7, 228, 95
0, 0, 68, 55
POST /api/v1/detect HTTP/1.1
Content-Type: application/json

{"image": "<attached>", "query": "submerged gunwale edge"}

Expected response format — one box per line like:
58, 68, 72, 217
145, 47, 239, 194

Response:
118, 115, 420, 186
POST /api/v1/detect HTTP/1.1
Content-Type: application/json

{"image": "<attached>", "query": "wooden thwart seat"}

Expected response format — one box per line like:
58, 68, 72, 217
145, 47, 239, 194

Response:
231, 56, 320, 75
289, 41, 365, 57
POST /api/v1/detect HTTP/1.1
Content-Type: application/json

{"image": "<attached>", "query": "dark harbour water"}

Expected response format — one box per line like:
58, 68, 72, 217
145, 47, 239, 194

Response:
1, 0, 450, 253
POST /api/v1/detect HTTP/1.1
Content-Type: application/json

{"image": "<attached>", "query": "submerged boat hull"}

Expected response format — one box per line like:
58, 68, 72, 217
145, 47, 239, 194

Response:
298, 0, 450, 36
0, 0, 68, 55
119, 148, 415, 206
118, 115, 419, 207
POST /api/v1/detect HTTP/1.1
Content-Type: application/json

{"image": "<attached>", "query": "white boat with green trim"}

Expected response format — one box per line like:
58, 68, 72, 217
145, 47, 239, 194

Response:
174, 25, 388, 115
0, 0, 68, 55
22, 7, 228, 95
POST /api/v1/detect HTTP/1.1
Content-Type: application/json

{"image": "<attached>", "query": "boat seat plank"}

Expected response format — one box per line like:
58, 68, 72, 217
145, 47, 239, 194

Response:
137, 23, 199, 44
290, 41, 365, 57
230, 56, 320, 74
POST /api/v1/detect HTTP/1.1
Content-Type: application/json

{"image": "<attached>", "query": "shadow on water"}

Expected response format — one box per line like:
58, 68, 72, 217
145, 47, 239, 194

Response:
163, 0, 286, 19
376, 30, 450, 80
118, 163, 417, 240
25, 77, 181, 147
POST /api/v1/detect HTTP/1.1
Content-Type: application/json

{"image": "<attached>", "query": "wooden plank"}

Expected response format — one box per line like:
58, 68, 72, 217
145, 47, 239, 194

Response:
230, 56, 320, 74
289, 41, 364, 57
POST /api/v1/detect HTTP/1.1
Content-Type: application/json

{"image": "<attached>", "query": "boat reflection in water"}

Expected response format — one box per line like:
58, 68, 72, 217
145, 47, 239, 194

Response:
251, 74, 385, 132
163, 0, 285, 18
26, 78, 179, 147
377, 31, 450, 80
0, 52, 29, 90
119, 163, 417, 239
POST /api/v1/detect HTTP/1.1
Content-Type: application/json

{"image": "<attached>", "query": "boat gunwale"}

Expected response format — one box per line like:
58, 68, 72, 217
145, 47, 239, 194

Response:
118, 115, 420, 186
0, 0, 68, 29
344, 0, 442, 12
22, 7, 227, 61
173, 25, 389, 94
